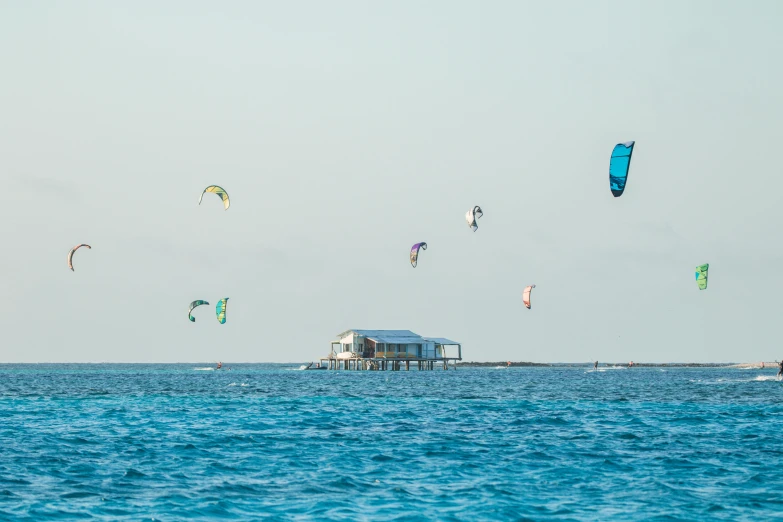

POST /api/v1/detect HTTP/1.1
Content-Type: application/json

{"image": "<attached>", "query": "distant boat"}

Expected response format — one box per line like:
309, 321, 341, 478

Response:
300, 362, 327, 371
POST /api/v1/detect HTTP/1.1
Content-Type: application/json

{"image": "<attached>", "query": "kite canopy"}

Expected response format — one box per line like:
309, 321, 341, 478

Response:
188, 300, 209, 322
216, 298, 229, 324
67, 244, 91, 272
523, 284, 536, 309
609, 141, 635, 197
466, 206, 483, 232
410, 242, 427, 268
199, 185, 230, 210
695, 264, 709, 290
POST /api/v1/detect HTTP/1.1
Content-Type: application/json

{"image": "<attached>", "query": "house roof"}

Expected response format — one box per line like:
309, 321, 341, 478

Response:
336, 329, 420, 339
367, 336, 427, 344
424, 337, 460, 345
334, 330, 460, 346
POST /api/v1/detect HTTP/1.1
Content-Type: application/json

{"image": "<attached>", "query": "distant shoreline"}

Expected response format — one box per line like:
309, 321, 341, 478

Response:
0, 362, 774, 368
457, 362, 773, 368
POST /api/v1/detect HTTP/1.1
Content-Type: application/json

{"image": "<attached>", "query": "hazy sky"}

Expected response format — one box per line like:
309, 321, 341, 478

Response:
1, 1, 781, 363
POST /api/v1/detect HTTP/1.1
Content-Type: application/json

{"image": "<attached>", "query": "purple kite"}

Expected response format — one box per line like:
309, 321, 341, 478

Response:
410, 242, 427, 268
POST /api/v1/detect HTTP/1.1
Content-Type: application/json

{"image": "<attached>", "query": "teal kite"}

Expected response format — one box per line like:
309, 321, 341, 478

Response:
609, 142, 635, 197
216, 298, 229, 324
188, 300, 209, 322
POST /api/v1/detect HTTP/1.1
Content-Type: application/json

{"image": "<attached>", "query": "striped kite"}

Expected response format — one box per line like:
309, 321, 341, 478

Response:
695, 264, 709, 290
523, 285, 536, 309
188, 300, 210, 322
199, 185, 230, 210
466, 206, 483, 232
410, 242, 427, 268
216, 298, 229, 324
609, 141, 635, 197
67, 244, 91, 272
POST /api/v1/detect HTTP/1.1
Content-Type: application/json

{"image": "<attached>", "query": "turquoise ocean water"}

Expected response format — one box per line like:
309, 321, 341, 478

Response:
1, 364, 781, 520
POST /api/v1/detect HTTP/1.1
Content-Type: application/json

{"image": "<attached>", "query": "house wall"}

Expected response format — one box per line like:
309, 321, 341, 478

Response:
340, 334, 367, 354
340, 333, 353, 353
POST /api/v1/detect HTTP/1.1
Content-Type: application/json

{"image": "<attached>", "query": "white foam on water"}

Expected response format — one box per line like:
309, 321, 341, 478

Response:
193, 367, 214, 371
691, 375, 782, 385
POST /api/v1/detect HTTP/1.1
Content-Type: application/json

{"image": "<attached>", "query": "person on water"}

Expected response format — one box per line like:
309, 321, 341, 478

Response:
216, 362, 222, 370
777, 361, 782, 378
594, 361, 598, 370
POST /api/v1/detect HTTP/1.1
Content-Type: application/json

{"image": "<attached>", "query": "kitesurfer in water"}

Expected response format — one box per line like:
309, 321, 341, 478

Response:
777, 361, 782, 378
594, 361, 598, 370
217, 361, 222, 370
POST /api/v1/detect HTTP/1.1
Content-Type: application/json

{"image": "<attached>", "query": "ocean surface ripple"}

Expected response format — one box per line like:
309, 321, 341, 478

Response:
1, 364, 782, 520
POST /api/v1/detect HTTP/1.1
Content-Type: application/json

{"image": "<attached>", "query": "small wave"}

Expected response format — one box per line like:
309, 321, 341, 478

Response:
227, 382, 250, 387
692, 376, 781, 384
193, 367, 214, 371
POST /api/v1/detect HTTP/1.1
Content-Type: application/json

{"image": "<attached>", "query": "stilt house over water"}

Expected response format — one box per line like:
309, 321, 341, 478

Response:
321, 329, 462, 371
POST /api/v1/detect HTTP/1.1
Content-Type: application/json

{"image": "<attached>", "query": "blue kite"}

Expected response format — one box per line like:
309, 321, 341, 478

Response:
609, 141, 635, 197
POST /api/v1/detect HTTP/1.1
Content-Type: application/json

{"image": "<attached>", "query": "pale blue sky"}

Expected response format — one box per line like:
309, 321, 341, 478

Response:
1, 1, 781, 362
